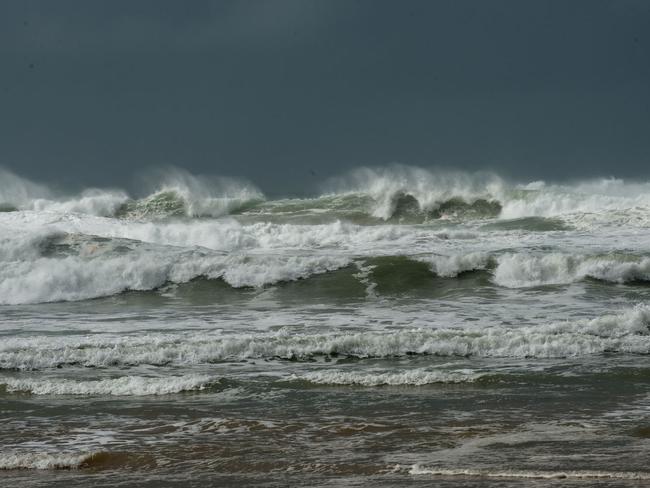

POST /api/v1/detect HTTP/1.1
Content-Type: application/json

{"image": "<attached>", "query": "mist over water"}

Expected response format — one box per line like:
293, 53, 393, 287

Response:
3, 164, 650, 220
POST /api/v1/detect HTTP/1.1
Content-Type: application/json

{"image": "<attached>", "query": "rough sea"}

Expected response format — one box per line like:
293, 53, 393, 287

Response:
1, 166, 650, 487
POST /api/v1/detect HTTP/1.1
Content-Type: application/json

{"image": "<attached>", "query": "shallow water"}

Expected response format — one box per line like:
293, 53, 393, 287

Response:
1, 168, 650, 486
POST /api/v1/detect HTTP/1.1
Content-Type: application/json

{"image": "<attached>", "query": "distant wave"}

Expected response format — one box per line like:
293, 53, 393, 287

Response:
0, 167, 263, 219
0, 168, 129, 216
318, 165, 650, 224
3, 165, 650, 224
117, 167, 264, 219
322, 166, 505, 220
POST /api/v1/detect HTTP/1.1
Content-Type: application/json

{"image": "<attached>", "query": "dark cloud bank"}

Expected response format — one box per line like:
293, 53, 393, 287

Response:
1, 0, 649, 195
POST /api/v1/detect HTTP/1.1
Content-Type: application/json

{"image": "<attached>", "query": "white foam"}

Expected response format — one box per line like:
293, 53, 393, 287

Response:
3, 205, 650, 291
0, 167, 129, 216
419, 252, 492, 278
109, 219, 417, 253
2, 305, 648, 369
353, 261, 378, 298
500, 177, 650, 226
29, 189, 130, 217
408, 465, 650, 480
3, 374, 217, 395
321, 167, 650, 227
0, 451, 97, 470
324, 165, 505, 220
5, 166, 650, 227
494, 253, 650, 288
0, 230, 350, 304
0, 166, 262, 218
138, 167, 264, 218
0, 209, 423, 254
418, 251, 650, 285
298, 369, 483, 386
4, 168, 650, 306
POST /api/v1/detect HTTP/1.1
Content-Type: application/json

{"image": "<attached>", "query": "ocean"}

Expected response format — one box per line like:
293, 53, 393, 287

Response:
1, 166, 650, 487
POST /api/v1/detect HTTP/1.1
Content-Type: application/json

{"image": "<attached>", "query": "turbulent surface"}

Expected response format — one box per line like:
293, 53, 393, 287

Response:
2, 166, 650, 487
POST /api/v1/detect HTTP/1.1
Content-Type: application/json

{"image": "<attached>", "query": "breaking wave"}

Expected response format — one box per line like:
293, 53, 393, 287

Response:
323, 166, 505, 220
2, 222, 650, 304
2, 305, 649, 369
3, 164, 650, 304
493, 253, 650, 287
296, 369, 483, 386
0, 451, 100, 470
0, 167, 263, 219
0, 230, 351, 304
422, 252, 650, 287
317, 166, 650, 224
117, 168, 264, 219
3, 165, 650, 224
2, 374, 217, 396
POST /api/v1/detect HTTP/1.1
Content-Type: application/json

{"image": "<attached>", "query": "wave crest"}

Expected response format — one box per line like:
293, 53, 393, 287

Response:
120, 168, 264, 219
2, 305, 649, 369
5, 165, 650, 225
3, 374, 217, 396
0, 167, 263, 219
324, 166, 505, 220
493, 253, 650, 288
297, 369, 483, 386
0, 230, 351, 304
0, 451, 99, 470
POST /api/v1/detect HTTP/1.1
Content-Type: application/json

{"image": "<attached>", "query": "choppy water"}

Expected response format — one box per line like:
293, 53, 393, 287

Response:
2, 166, 650, 487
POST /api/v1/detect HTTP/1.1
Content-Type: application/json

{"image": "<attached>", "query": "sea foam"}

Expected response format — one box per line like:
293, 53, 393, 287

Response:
408, 465, 650, 480
0, 451, 98, 470
298, 369, 483, 386
3, 374, 216, 396
2, 306, 648, 369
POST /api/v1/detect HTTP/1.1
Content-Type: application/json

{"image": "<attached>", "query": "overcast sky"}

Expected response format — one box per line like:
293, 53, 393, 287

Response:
1, 0, 649, 193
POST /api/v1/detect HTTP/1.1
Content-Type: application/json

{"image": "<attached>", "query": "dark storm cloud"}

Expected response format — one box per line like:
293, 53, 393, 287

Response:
1, 0, 649, 193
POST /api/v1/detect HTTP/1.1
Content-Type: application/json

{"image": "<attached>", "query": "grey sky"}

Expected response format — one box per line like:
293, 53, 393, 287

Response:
1, 0, 649, 194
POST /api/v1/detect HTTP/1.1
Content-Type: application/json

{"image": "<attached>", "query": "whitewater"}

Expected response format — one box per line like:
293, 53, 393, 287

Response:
2, 165, 650, 487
